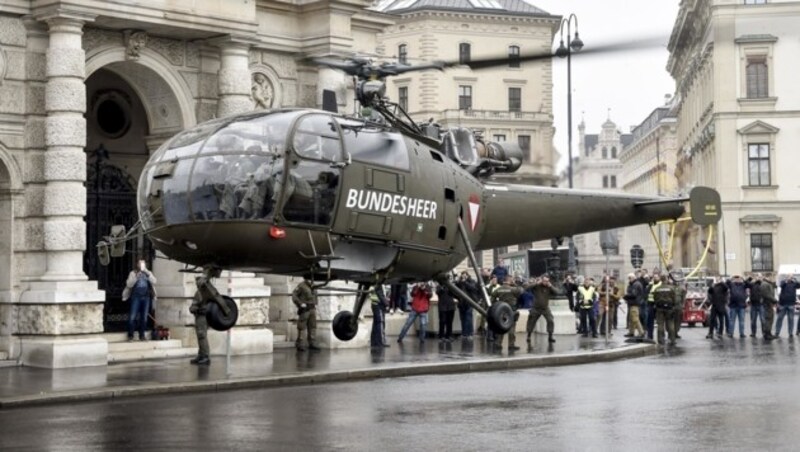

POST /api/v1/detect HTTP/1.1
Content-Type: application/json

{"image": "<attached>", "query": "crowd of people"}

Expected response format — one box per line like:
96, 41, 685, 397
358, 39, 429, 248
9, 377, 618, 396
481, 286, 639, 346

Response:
373, 260, 800, 351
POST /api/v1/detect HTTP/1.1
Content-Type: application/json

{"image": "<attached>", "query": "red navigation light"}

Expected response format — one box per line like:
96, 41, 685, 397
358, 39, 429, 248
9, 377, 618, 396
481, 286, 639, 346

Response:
269, 226, 286, 239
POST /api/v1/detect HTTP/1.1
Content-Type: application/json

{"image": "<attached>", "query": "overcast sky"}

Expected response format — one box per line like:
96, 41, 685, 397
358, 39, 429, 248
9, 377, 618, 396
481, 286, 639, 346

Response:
530, 0, 680, 171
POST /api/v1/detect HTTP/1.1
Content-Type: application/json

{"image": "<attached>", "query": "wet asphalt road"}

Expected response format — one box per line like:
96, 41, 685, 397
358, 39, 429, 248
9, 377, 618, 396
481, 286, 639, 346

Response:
1, 328, 798, 451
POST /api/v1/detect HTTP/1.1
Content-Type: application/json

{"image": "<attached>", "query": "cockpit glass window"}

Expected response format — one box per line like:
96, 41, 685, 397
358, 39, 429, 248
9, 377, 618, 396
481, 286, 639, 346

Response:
189, 154, 283, 221
160, 118, 227, 161
338, 119, 410, 170
292, 114, 342, 161
202, 111, 301, 155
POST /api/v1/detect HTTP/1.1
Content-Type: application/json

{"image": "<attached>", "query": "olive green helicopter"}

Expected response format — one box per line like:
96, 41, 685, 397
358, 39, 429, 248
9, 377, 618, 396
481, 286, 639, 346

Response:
98, 42, 722, 341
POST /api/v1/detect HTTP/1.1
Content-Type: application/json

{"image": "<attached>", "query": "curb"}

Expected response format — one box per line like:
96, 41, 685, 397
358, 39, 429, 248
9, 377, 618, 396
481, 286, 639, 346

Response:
0, 343, 655, 409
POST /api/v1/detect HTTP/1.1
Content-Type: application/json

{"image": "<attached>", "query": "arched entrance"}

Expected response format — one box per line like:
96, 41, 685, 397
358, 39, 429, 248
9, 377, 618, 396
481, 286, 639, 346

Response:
83, 57, 190, 331
0, 156, 13, 302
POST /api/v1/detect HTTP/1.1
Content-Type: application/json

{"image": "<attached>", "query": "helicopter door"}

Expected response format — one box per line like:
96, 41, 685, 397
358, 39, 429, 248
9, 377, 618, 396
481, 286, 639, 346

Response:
282, 114, 343, 226
335, 120, 411, 239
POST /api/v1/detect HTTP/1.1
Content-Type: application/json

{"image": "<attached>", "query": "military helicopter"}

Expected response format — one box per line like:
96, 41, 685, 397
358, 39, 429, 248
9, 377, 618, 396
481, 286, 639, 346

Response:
100, 42, 722, 341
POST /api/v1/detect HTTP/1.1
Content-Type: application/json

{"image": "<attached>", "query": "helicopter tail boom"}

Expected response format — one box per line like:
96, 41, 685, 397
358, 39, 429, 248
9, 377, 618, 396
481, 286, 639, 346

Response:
475, 185, 689, 251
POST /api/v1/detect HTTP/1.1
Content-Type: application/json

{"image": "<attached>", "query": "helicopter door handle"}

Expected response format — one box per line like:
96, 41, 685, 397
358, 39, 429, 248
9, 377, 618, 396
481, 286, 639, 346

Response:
330, 153, 351, 168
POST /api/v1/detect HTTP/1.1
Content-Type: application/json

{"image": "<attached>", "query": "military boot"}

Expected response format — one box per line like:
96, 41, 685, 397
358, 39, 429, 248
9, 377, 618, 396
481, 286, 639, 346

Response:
190, 355, 210, 365
548, 334, 556, 343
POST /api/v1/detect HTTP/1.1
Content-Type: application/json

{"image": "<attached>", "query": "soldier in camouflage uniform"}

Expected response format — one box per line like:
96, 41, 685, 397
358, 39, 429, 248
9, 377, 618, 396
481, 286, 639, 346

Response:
654, 279, 678, 346
672, 279, 687, 340
490, 276, 524, 351
293, 276, 320, 351
188, 290, 210, 365
760, 274, 777, 341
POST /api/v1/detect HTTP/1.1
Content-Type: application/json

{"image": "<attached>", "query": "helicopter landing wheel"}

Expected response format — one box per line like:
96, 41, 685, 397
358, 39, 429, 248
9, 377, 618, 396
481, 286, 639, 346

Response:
487, 302, 514, 335
332, 311, 358, 341
206, 295, 239, 331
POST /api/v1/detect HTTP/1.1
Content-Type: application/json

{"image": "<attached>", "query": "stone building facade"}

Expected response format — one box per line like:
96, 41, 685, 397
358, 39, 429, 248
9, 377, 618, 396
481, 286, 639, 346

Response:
0, 0, 391, 367
618, 105, 680, 276
559, 117, 631, 279
667, 0, 800, 277
375, 0, 561, 269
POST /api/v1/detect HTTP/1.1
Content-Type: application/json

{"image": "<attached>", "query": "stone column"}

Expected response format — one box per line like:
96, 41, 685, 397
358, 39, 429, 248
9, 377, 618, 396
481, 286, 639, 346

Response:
152, 35, 273, 356
213, 37, 254, 118
17, 13, 108, 368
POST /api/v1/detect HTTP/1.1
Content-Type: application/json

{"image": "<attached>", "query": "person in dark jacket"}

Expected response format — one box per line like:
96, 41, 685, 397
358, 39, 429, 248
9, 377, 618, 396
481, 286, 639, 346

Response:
436, 283, 457, 342
456, 271, 479, 340
389, 283, 409, 313
370, 285, 389, 348
747, 274, 764, 337
624, 273, 645, 338
563, 275, 578, 312
491, 259, 509, 282
761, 275, 778, 340
775, 275, 798, 337
706, 279, 729, 339
727, 275, 748, 338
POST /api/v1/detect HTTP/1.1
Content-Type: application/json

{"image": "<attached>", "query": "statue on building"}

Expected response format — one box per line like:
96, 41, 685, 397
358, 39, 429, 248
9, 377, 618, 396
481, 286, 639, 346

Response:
125, 31, 148, 60
251, 72, 274, 110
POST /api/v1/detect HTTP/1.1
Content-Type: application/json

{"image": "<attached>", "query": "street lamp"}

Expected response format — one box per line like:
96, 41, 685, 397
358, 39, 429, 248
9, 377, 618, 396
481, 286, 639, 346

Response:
557, 13, 583, 274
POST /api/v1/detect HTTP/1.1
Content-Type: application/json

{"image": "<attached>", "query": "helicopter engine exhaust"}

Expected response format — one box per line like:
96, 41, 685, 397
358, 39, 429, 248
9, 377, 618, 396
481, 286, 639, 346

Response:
481, 141, 523, 173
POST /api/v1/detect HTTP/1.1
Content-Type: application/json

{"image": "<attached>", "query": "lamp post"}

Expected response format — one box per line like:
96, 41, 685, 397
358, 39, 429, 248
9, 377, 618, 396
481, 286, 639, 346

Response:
556, 13, 583, 274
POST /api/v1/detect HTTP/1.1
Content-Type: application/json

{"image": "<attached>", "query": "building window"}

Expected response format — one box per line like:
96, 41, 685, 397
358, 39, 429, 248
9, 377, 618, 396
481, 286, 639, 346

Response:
610, 175, 617, 188
611, 147, 617, 158
459, 43, 471, 64
602, 175, 609, 188
750, 233, 773, 271
508, 87, 521, 112
398, 44, 408, 65
748, 143, 770, 186
746, 56, 768, 98
493, 134, 506, 142
602, 147, 608, 159
458, 85, 472, 110
508, 45, 520, 68
398, 86, 408, 111
518, 135, 531, 162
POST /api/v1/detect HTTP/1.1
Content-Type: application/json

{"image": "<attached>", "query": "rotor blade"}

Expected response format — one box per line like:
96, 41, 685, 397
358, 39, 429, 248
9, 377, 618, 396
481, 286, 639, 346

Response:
305, 57, 362, 75
443, 36, 666, 70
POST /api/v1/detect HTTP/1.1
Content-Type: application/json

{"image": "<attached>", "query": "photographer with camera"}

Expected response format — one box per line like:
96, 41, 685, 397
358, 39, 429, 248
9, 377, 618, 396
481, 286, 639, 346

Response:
455, 271, 478, 340
397, 282, 432, 344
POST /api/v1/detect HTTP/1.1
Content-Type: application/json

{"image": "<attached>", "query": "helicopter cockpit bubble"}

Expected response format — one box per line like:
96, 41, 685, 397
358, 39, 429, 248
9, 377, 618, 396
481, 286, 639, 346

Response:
139, 110, 304, 228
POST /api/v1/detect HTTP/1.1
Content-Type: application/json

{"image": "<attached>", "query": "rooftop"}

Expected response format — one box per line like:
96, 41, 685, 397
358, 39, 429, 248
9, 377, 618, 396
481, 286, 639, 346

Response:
374, 0, 555, 17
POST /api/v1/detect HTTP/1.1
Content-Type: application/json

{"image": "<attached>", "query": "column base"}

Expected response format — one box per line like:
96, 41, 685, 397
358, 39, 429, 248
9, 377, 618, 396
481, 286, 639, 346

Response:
533, 298, 576, 335
19, 336, 108, 368
313, 320, 370, 349
171, 325, 273, 356
19, 280, 105, 304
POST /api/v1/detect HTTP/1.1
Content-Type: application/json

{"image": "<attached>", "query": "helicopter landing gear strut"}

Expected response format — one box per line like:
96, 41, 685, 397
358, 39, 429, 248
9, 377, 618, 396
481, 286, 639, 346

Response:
195, 269, 239, 332
332, 282, 372, 341
452, 217, 513, 336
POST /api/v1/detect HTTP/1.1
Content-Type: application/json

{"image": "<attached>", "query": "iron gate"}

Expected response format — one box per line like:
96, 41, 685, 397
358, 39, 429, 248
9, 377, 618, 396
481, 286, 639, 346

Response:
84, 148, 154, 332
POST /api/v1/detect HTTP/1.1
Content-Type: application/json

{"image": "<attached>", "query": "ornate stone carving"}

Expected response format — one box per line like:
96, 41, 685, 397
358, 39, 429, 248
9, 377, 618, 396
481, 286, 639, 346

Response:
186, 42, 200, 68
82, 28, 123, 52
124, 30, 148, 60
149, 36, 185, 66
251, 72, 274, 109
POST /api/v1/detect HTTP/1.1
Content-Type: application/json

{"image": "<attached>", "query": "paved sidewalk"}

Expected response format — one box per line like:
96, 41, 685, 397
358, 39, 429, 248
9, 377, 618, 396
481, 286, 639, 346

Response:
0, 334, 653, 408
